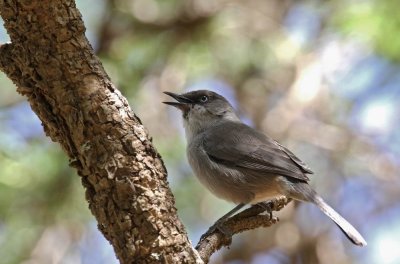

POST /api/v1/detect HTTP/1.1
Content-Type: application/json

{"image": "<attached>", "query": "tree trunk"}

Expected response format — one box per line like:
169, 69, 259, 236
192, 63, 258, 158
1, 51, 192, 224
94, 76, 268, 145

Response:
0, 1, 202, 263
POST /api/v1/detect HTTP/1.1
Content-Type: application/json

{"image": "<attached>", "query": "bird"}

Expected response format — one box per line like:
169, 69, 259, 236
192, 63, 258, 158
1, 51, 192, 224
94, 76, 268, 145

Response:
163, 89, 367, 246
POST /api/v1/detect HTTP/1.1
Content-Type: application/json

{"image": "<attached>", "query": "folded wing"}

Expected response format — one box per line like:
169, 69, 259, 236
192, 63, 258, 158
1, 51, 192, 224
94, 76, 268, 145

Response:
203, 122, 313, 182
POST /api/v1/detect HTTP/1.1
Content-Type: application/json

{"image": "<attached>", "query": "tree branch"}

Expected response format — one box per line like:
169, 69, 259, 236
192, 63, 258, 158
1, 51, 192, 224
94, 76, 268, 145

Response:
195, 197, 290, 263
0, 1, 201, 263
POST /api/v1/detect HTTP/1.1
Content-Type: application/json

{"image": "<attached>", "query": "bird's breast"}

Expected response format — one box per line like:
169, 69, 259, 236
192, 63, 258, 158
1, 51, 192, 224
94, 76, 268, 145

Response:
186, 138, 255, 204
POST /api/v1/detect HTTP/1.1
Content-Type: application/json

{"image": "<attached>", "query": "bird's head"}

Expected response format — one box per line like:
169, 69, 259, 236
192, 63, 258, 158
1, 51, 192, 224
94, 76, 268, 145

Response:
163, 90, 240, 135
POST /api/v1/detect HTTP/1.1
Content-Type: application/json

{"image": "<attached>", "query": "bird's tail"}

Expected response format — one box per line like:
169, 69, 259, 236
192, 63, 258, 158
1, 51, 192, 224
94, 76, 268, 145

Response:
312, 195, 367, 246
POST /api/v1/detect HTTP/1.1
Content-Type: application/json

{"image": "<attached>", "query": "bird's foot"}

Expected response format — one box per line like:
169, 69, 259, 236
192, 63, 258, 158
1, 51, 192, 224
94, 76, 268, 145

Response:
256, 202, 274, 219
255, 197, 291, 219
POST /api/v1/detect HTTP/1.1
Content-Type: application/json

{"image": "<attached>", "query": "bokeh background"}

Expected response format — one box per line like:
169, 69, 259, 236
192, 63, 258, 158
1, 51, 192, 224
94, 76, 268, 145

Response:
1, 0, 399, 263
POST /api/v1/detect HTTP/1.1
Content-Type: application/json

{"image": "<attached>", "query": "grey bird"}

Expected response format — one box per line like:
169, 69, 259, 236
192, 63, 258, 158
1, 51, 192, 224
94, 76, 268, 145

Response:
163, 89, 367, 246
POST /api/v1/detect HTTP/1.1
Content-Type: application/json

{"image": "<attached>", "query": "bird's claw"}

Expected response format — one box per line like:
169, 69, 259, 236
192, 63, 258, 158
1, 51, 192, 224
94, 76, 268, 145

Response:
256, 201, 274, 219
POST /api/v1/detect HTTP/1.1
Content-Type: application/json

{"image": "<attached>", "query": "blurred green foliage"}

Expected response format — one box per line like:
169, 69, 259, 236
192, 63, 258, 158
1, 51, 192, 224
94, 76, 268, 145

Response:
333, 0, 400, 61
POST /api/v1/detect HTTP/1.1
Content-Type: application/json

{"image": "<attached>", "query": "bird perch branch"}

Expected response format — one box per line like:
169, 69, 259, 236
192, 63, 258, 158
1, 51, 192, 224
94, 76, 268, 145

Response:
196, 197, 291, 263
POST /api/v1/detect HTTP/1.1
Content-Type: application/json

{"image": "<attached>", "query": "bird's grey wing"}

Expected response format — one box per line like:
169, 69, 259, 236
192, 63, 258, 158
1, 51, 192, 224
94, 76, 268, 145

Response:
203, 122, 312, 181
274, 142, 314, 174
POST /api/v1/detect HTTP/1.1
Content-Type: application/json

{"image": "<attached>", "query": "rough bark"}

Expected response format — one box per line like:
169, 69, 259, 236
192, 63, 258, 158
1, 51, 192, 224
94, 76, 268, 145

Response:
0, 1, 201, 263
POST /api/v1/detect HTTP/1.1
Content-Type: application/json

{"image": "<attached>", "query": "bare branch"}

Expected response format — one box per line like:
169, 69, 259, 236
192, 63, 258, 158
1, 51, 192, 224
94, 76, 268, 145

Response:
196, 197, 291, 263
0, 1, 202, 263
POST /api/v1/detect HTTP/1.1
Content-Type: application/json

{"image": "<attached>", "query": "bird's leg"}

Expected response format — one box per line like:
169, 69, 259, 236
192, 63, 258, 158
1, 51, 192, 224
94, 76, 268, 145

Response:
201, 203, 245, 239
255, 201, 274, 219
215, 203, 246, 224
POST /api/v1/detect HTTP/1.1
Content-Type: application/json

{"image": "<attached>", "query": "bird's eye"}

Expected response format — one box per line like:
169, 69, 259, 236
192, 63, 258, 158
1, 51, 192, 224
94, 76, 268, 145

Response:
200, 95, 208, 103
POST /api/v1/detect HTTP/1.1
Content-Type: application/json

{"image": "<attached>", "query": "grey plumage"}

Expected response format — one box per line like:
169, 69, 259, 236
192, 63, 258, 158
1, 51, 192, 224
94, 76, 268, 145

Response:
164, 89, 367, 247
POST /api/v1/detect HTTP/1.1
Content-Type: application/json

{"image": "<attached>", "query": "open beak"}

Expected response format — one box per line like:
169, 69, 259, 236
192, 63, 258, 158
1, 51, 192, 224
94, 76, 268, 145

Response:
163, 91, 193, 112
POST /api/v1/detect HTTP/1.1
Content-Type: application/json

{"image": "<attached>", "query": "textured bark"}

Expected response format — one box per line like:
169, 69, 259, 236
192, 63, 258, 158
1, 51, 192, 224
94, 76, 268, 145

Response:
0, 1, 202, 263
